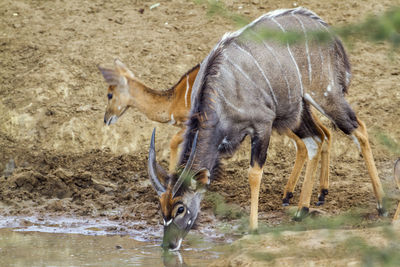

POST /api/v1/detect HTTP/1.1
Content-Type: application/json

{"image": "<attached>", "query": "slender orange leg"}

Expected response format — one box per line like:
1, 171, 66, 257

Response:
169, 128, 185, 172
352, 118, 385, 214
313, 116, 332, 206
282, 129, 307, 206
249, 163, 263, 231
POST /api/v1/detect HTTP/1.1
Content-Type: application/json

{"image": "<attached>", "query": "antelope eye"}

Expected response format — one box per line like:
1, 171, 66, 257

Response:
107, 93, 113, 100
176, 206, 185, 215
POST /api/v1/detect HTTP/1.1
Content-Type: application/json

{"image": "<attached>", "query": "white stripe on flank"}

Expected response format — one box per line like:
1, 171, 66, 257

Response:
224, 54, 273, 108
271, 17, 304, 96
292, 14, 312, 84
248, 29, 291, 99
233, 43, 278, 106
185, 74, 189, 107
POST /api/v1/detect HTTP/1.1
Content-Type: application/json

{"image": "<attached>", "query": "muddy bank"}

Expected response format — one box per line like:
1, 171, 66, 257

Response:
0, 0, 400, 253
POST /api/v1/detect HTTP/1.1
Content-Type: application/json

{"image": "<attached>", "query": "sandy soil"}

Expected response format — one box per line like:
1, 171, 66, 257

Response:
1, 0, 399, 249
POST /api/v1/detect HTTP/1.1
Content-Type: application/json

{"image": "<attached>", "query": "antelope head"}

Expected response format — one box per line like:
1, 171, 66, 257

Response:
148, 129, 210, 251
98, 59, 135, 125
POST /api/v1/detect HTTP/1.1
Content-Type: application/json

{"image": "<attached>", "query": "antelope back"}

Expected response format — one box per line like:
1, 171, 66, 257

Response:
98, 59, 135, 125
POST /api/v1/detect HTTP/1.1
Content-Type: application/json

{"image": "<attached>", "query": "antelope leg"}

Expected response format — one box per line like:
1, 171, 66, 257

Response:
352, 118, 386, 215
169, 128, 185, 172
314, 115, 332, 206
248, 126, 272, 232
294, 136, 323, 220
248, 163, 263, 232
393, 203, 400, 222
282, 129, 307, 206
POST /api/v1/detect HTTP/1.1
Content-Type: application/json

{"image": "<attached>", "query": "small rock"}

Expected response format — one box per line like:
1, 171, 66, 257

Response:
3, 159, 15, 178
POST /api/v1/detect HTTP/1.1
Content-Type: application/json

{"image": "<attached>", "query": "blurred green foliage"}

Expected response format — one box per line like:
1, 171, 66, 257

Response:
195, 0, 400, 49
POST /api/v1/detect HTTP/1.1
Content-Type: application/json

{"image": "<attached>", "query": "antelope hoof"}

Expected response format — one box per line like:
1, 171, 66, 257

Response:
377, 199, 388, 217
316, 189, 329, 206
282, 192, 294, 206
249, 228, 259, 235
293, 207, 309, 221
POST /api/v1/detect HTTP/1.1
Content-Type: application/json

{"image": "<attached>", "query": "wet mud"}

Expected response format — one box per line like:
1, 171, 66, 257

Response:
1, 0, 400, 261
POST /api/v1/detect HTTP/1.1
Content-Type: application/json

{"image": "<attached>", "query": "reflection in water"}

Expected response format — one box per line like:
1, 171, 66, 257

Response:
0, 229, 221, 267
162, 251, 187, 267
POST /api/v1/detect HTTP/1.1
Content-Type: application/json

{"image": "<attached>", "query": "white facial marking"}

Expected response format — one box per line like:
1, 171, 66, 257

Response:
351, 135, 361, 152
327, 84, 332, 92
170, 238, 183, 252
166, 219, 173, 226
302, 137, 319, 160
118, 106, 121, 111
271, 18, 304, 96
163, 219, 166, 226
185, 74, 190, 108
187, 210, 190, 215
324, 92, 328, 97
188, 220, 191, 225
233, 43, 278, 106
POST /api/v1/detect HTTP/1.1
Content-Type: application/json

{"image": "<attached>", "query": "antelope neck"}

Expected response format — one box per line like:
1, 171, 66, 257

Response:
128, 79, 173, 123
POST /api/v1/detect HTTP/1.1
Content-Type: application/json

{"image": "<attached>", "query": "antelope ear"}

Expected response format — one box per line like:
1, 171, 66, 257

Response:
98, 65, 127, 86
189, 168, 210, 192
156, 162, 169, 187
114, 59, 135, 79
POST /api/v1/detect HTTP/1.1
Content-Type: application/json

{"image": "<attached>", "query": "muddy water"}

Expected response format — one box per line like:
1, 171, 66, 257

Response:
0, 216, 225, 267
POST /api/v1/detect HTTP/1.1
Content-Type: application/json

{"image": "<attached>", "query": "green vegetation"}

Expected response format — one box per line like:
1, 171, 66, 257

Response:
195, 0, 400, 49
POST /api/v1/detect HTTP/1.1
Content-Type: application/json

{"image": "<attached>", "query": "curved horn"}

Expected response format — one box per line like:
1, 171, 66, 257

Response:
172, 131, 199, 197
148, 128, 166, 196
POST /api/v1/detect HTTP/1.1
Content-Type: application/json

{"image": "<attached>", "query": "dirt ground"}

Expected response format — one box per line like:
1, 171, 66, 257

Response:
1, 0, 400, 246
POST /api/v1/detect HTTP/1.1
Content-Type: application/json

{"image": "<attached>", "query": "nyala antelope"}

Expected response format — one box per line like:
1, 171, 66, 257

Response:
99, 60, 333, 207
393, 158, 400, 221
148, 7, 386, 251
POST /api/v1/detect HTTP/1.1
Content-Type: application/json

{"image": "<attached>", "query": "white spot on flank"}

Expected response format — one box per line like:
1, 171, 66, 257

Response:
303, 137, 319, 160
271, 18, 304, 96
351, 135, 361, 152
185, 74, 189, 108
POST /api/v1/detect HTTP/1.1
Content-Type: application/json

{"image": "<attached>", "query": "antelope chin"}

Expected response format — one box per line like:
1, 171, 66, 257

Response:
106, 115, 118, 125
169, 238, 183, 252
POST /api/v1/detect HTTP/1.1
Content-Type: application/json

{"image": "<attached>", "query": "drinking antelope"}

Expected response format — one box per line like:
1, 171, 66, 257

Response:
99, 60, 332, 206
148, 7, 386, 251
393, 158, 400, 221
